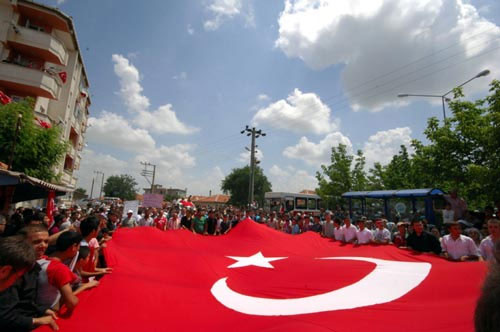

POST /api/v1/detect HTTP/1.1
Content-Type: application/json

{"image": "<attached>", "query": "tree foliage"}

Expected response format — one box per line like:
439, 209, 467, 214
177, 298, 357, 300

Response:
221, 166, 272, 207
316, 80, 500, 210
316, 144, 367, 207
0, 99, 67, 182
103, 174, 138, 200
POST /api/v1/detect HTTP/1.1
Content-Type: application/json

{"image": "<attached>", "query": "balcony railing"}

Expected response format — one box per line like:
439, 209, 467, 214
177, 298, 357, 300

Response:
0, 61, 60, 99
6, 22, 67, 65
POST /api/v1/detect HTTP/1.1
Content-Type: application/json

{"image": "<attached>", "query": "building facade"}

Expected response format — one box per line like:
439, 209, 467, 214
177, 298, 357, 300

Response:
0, 0, 90, 192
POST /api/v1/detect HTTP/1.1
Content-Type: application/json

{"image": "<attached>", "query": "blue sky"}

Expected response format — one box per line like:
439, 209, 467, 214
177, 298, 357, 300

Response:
42, 0, 500, 195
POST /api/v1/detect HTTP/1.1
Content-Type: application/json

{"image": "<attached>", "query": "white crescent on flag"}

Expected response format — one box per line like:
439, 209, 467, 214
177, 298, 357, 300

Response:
211, 257, 431, 316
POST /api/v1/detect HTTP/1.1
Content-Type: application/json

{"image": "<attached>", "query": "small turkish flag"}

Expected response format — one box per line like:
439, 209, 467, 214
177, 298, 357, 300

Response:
0, 90, 12, 105
37, 219, 487, 332
45, 190, 56, 228
58, 71, 67, 83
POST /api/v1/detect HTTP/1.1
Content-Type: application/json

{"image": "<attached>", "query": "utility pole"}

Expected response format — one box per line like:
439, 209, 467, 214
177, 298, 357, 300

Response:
93, 170, 103, 199
96, 171, 104, 199
90, 176, 95, 199
241, 126, 266, 207
140, 162, 157, 193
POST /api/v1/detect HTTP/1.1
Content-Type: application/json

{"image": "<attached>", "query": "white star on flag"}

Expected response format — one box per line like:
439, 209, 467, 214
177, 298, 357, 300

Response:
226, 251, 287, 269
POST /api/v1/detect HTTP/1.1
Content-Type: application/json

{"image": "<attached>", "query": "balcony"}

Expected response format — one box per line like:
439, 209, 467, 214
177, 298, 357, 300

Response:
0, 62, 60, 99
6, 23, 67, 65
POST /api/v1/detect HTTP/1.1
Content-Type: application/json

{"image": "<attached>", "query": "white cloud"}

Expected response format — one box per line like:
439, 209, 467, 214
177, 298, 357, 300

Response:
135, 105, 199, 135
112, 54, 149, 113
111, 54, 198, 134
187, 24, 195, 35
172, 72, 187, 80
183, 166, 226, 196
283, 132, 352, 166
204, 0, 254, 30
56, 0, 66, 4
75, 149, 130, 195
87, 111, 155, 153
252, 89, 339, 134
238, 148, 264, 164
363, 127, 413, 167
257, 94, 270, 101
276, 0, 500, 111
133, 143, 197, 191
268, 165, 317, 192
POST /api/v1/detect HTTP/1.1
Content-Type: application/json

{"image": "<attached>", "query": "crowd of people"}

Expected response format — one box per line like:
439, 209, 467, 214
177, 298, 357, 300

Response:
0, 194, 499, 331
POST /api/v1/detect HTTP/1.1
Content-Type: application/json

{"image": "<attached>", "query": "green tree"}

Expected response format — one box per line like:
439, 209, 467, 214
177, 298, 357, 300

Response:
0, 99, 67, 182
363, 80, 500, 209
73, 187, 87, 200
316, 144, 367, 207
221, 166, 272, 207
103, 174, 138, 200
409, 81, 500, 208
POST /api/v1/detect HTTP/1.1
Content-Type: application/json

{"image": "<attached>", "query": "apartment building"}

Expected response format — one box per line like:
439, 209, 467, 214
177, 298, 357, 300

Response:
0, 0, 90, 192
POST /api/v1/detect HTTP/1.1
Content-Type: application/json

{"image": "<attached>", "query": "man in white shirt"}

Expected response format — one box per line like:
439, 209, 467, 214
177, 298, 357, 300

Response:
341, 218, 358, 243
333, 219, 343, 241
322, 211, 334, 238
441, 222, 482, 261
479, 219, 500, 260
356, 219, 373, 244
373, 219, 391, 244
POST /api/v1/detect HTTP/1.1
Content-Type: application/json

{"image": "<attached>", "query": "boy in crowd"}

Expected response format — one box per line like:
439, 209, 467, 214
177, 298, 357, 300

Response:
322, 211, 334, 239
341, 217, 357, 243
1, 225, 59, 331
373, 219, 391, 244
441, 222, 482, 262
333, 218, 344, 241
480, 219, 500, 260
310, 215, 322, 233
406, 220, 442, 254
37, 231, 98, 312
392, 222, 408, 247
0, 236, 36, 291
355, 219, 373, 244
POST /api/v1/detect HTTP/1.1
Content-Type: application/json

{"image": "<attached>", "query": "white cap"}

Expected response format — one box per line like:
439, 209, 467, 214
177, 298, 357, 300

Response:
127, 209, 133, 214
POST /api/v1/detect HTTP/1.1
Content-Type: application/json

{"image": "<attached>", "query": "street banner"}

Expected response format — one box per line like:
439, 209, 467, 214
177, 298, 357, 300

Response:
142, 193, 163, 208
122, 200, 139, 217
40, 219, 487, 332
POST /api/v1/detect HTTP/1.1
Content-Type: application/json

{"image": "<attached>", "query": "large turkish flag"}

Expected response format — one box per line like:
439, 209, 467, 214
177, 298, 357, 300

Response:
39, 219, 487, 331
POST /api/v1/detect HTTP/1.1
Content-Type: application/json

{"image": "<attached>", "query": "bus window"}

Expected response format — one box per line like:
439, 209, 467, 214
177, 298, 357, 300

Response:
317, 199, 322, 210
308, 198, 316, 210
285, 197, 294, 211
296, 198, 307, 209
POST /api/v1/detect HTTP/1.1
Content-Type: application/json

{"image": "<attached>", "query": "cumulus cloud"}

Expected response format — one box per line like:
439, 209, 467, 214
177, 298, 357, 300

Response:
238, 148, 264, 164
363, 127, 413, 167
187, 25, 195, 35
268, 165, 317, 192
75, 149, 131, 194
283, 132, 352, 166
257, 94, 270, 101
111, 54, 198, 134
183, 166, 226, 196
87, 112, 155, 153
204, 0, 254, 30
252, 89, 339, 134
276, 0, 500, 111
135, 105, 198, 135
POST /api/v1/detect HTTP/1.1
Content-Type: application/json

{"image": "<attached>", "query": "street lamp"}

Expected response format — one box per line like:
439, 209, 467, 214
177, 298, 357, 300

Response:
398, 69, 490, 120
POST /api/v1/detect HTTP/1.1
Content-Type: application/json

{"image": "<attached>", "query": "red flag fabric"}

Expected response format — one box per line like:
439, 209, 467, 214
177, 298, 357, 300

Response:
0, 90, 12, 105
38, 219, 487, 332
58, 71, 67, 83
36, 118, 52, 129
45, 190, 56, 227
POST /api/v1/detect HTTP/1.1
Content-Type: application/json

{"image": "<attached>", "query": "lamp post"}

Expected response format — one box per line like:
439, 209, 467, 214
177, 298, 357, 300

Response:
398, 69, 490, 120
